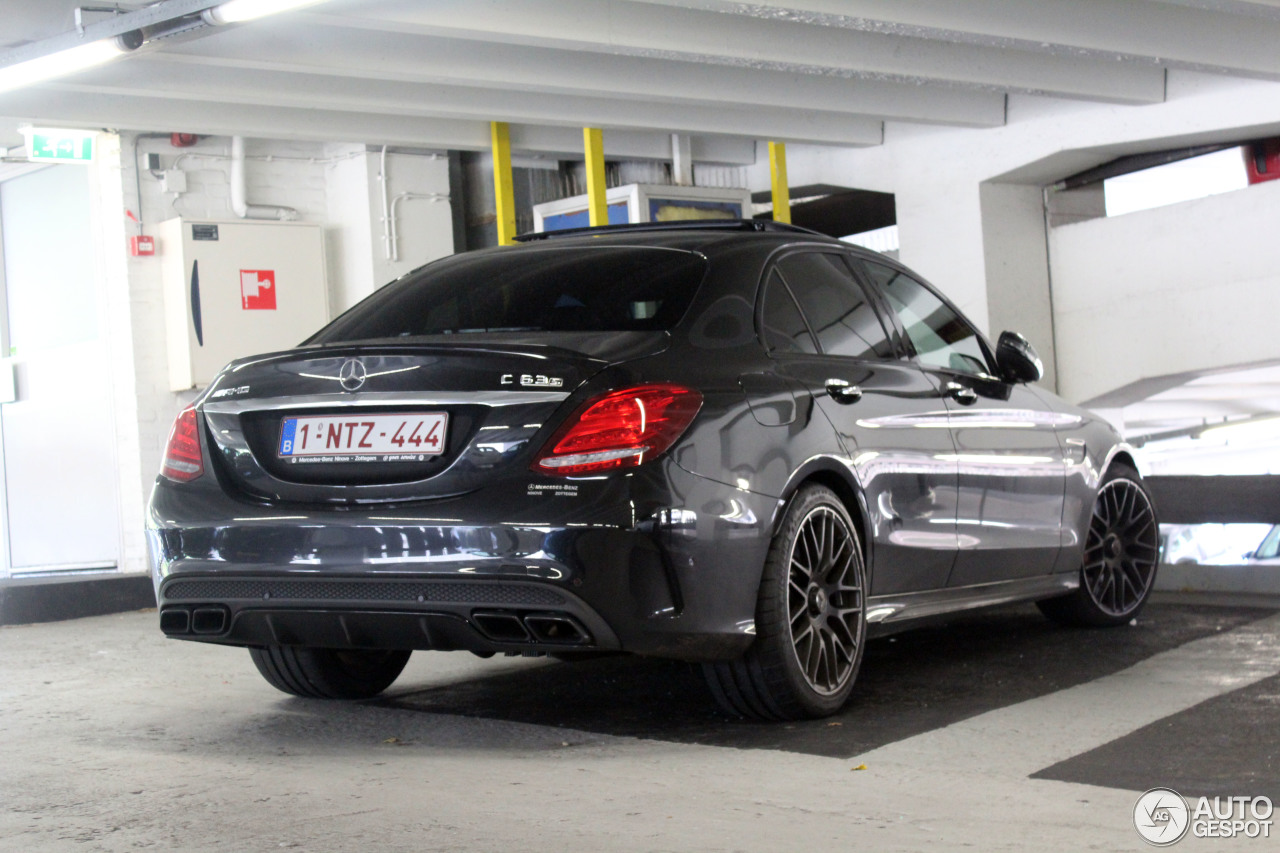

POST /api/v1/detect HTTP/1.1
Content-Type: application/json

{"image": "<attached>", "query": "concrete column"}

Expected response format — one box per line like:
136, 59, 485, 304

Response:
89, 133, 147, 574
671, 134, 693, 186
979, 181, 1058, 391
892, 176, 990, 332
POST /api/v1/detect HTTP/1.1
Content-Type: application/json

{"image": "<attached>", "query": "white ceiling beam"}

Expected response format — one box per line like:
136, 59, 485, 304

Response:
35, 59, 885, 146
166, 24, 1006, 128
644, 0, 1280, 80
0, 92, 758, 163
305, 0, 1166, 104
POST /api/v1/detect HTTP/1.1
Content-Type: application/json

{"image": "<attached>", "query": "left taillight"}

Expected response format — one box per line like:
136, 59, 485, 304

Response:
161, 405, 204, 482
532, 383, 703, 476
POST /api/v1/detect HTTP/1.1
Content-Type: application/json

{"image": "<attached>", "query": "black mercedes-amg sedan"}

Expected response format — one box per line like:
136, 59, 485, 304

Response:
148, 220, 1158, 720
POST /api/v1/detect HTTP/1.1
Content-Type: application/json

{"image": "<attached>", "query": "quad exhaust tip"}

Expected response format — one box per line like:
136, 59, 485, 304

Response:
471, 610, 590, 645
524, 614, 589, 645
159, 608, 190, 635
160, 605, 229, 636
472, 611, 531, 643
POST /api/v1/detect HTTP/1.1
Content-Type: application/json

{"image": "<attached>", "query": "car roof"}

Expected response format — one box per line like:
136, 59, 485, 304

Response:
502, 219, 852, 255
513, 219, 824, 242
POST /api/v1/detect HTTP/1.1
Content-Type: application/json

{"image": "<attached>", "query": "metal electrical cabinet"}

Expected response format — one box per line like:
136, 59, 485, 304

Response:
158, 218, 329, 391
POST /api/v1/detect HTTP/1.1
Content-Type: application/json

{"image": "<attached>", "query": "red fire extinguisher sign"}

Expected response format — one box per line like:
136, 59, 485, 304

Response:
240, 269, 277, 311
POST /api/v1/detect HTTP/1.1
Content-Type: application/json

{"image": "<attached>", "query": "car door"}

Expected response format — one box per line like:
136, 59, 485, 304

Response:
760, 250, 958, 596
855, 258, 1067, 587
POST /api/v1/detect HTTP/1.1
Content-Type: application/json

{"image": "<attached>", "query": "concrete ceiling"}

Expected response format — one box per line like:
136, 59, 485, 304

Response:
4, 0, 1280, 450
4, 0, 1280, 159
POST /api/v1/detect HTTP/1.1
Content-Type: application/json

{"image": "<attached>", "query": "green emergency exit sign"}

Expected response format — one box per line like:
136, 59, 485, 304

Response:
26, 129, 96, 164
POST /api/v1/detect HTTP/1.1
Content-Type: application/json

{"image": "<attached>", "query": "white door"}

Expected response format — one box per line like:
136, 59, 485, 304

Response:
0, 165, 119, 574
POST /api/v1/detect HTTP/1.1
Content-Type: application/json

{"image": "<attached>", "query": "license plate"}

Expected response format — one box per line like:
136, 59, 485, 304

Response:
278, 413, 447, 462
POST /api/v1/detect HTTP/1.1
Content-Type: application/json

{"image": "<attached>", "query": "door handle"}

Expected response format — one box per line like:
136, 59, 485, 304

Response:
825, 379, 863, 404
944, 381, 978, 405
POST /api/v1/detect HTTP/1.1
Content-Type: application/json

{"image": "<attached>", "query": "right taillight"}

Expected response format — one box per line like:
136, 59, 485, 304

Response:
161, 405, 204, 482
532, 383, 703, 476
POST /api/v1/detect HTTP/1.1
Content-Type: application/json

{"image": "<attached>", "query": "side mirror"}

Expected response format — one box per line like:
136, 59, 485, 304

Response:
996, 331, 1043, 383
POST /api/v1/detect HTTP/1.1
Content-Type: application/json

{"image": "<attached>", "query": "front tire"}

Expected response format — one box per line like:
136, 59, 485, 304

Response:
1038, 464, 1159, 627
249, 646, 411, 699
703, 485, 867, 720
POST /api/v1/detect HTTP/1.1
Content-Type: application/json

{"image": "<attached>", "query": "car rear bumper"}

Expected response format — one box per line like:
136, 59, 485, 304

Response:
147, 462, 779, 661
155, 570, 620, 654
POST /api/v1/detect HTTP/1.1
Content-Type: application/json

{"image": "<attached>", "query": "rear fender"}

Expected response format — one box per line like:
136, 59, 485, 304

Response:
770, 457, 874, 588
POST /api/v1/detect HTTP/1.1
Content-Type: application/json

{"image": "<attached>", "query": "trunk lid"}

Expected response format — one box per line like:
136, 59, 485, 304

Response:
199, 333, 666, 504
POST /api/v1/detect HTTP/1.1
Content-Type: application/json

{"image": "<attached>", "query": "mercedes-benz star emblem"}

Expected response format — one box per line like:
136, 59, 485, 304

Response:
338, 358, 367, 392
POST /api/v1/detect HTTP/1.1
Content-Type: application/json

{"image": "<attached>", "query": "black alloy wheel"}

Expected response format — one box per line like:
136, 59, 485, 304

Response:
1039, 465, 1159, 627
703, 485, 867, 720
787, 504, 865, 695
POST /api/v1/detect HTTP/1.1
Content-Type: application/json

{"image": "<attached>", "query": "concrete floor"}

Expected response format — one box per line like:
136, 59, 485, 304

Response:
2, 594, 1277, 852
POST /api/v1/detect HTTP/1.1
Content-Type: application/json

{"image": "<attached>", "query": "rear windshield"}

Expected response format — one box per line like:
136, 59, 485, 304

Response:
308, 246, 708, 343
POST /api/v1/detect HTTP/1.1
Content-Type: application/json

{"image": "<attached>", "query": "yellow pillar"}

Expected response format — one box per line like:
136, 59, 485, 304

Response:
769, 141, 791, 225
491, 121, 516, 245
583, 127, 607, 227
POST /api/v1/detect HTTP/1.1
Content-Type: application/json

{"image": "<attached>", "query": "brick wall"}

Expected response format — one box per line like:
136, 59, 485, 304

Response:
108, 133, 454, 575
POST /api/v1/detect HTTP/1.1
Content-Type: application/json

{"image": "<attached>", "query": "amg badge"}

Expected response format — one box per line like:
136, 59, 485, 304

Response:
501, 373, 563, 388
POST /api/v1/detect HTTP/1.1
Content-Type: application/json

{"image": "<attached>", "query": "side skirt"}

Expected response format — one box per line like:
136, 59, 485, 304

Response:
865, 574, 1078, 638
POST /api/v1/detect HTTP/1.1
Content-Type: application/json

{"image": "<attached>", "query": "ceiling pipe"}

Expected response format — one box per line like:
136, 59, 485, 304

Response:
379, 145, 391, 259
389, 191, 448, 262
229, 135, 297, 221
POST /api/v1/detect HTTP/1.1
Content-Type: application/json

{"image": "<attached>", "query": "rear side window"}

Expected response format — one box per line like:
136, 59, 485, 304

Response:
760, 271, 818, 353
775, 253, 894, 360
309, 246, 708, 343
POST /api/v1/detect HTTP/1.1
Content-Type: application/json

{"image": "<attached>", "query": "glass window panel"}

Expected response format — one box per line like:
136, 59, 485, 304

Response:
863, 261, 991, 376
760, 271, 817, 353
776, 253, 893, 360
311, 247, 707, 343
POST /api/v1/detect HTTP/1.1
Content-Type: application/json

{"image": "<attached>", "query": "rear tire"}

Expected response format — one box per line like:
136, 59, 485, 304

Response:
703, 485, 867, 720
249, 646, 411, 699
1038, 464, 1159, 627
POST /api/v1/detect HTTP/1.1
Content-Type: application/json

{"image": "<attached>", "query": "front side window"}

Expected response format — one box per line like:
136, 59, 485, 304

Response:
1256, 525, 1280, 561
775, 253, 894, 360
862, 261, 991, 377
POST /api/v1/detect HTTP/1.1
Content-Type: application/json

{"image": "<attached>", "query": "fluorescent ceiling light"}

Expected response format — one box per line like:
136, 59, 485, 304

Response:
203, 0, 325, 25
0, 38, 131, 95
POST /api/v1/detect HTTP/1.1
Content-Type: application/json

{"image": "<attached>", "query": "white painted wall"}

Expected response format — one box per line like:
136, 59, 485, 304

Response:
366, 150, 454, 291
325, 147, 455, 313
104, 133, 455, 574
1050, 178, 1280, 404
324, 143, 376, 312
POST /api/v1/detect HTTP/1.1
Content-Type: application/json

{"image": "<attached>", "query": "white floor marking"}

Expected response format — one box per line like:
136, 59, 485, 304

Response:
853, 612, 1280, 778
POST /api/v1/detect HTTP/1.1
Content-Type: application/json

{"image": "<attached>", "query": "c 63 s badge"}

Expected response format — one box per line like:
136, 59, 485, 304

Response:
502, 373, 564, 388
